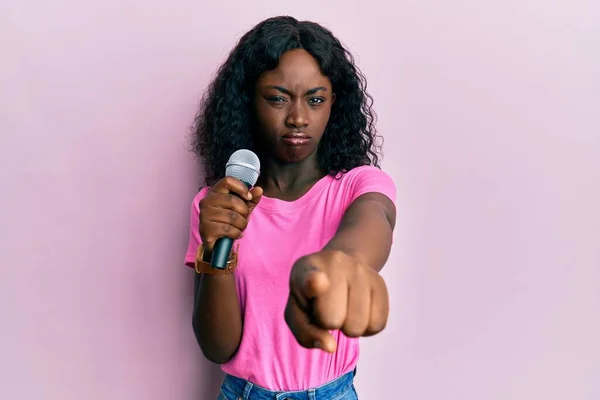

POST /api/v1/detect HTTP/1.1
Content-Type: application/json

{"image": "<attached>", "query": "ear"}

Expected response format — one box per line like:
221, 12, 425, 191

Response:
331, 93, 336, 104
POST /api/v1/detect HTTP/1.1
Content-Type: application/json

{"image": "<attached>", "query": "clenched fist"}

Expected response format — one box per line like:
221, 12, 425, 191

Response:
284, 250, 390, 353
198, 177, 263, 252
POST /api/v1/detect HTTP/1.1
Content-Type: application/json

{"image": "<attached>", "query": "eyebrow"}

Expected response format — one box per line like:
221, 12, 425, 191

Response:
266, 85, 328, 96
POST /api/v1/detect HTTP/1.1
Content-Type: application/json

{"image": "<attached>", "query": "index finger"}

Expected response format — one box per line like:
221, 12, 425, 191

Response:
284, 295, 337, 353
212, 176, 253, 200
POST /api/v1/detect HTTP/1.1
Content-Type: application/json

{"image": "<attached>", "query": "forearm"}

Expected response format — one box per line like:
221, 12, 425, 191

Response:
192, 271, 242, 364
324, 194, 395, 272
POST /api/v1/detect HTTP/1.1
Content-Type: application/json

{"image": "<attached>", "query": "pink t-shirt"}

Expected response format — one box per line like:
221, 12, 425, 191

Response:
184, 165, 396, 391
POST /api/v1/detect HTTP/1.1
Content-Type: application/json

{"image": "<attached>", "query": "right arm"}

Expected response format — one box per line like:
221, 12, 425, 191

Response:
191, 261, 241, 364
186, 177, 262, 364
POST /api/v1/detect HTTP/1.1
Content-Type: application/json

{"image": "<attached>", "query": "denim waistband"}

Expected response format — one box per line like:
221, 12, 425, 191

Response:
220, 369, 356, 400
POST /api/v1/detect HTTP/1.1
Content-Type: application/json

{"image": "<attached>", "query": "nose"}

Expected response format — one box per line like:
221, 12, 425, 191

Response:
285, 101, 309, 129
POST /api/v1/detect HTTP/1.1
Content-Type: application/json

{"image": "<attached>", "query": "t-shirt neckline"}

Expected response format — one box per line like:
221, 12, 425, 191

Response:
256, 173, 334, 212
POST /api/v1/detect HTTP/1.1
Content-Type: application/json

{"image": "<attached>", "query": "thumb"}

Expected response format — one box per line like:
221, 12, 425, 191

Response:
247, 186, 263, 214
291, 261, 330, 300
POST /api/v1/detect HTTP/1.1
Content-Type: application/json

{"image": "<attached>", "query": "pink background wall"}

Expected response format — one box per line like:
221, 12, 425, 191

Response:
1, 1, 598, 399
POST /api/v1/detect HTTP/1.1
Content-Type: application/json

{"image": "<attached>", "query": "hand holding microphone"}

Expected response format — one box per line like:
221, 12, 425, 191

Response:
198, 150, 262, 269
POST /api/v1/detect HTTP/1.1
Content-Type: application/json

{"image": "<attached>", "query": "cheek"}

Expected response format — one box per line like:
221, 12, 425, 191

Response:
256, 107, 283, 133
315, 110, 332, 133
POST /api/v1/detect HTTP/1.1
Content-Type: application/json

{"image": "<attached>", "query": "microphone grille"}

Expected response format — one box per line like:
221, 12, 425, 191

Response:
225, 149, 261, 186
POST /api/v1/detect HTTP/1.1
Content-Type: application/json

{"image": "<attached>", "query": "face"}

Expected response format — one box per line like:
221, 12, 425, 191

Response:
253, 49, 335, 164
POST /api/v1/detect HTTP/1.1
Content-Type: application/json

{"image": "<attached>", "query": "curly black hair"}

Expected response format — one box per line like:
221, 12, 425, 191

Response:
190, 15, 382, 186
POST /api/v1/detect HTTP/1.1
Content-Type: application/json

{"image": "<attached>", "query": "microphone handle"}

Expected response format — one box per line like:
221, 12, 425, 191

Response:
210, 180, 252, 270
211, 237, 233, 270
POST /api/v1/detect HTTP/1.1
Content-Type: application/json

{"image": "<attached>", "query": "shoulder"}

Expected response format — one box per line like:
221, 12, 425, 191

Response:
340, 165, 394, 183
336, 165, 396, 205
191, 187, 211, 206
188, 187, 211, 216
184, 187, 211, 266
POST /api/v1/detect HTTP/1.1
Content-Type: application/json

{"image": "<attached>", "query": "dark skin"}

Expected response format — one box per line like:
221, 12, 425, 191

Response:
189, 49, 396, 363
252, 48, 334, 199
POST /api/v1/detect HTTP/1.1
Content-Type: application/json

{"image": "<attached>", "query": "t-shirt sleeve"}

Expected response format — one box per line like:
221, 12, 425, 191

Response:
184, 187, 210, 266
348, 165, 397, 206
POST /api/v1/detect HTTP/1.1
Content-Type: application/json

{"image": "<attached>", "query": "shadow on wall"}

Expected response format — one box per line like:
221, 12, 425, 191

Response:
184, 260, 225, 398
196, 359, 224, 399
181, 171, 225, 398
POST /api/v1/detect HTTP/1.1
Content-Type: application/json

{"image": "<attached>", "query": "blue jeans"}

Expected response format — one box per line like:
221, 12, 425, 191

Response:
217, 370, 358, 400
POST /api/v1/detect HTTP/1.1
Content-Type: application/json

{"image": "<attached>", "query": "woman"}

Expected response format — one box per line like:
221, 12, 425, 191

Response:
184, 16, 396, 400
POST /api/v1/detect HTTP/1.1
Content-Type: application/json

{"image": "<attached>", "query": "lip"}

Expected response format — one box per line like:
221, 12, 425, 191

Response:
281, 132, 312, 146
282, 132, 311, 139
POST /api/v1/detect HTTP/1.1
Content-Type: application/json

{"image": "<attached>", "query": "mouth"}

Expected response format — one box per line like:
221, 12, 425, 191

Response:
281, 132, 312, 146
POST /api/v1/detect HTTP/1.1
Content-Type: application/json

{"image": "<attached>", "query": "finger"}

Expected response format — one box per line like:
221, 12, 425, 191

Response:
290, 262, 330, 300
311, 275, 348, 330
341, 270, 371, 337
290, 260, 347, 330
200, 221, 244, 245
205, 192, 250, 218
284, 295, 337, 353
365, 278, 389, 336
212, 176, 253, 201
248, 186, 263, 214
205, 208, 248, 232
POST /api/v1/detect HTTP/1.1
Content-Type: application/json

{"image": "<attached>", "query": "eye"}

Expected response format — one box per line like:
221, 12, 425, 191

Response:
309, 97, 325, 105
267, 96, 287, 103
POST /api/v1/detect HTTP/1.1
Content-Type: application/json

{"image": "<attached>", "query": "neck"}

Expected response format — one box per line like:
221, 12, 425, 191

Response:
257, 155, 325, 200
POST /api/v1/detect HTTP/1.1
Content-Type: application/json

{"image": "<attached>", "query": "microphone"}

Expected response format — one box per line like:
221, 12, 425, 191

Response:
211, 149, 261, 270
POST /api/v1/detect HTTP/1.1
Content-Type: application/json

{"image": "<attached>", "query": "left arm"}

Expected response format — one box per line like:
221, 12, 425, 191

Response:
285, 191, 397, 353
323, 192, 396, 272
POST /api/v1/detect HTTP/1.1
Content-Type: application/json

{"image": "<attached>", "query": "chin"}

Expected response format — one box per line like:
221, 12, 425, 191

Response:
275, 145, 317, 164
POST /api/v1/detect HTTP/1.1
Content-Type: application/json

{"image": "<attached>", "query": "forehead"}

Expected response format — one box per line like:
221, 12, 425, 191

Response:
257, 49, 331, 90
